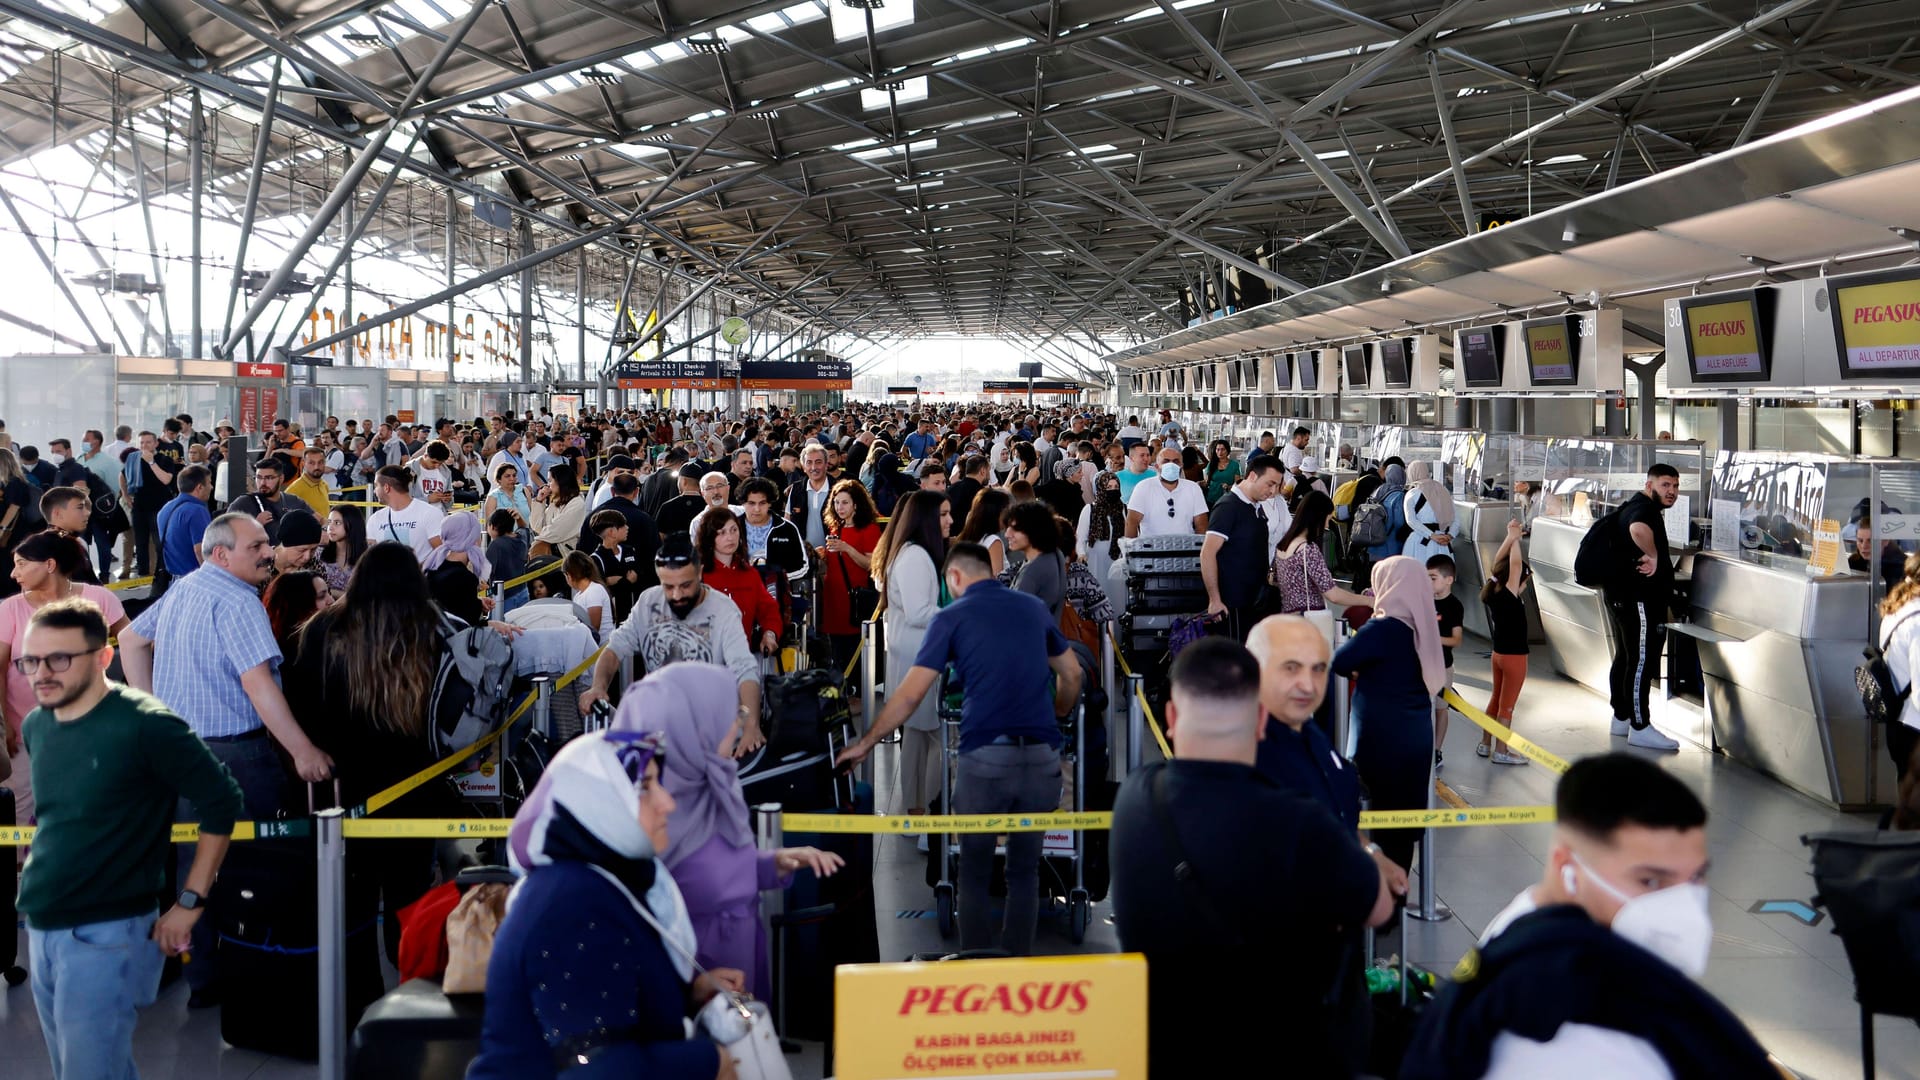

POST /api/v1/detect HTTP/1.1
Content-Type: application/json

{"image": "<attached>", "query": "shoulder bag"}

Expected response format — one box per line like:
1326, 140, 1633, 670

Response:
837, 549, 879, 625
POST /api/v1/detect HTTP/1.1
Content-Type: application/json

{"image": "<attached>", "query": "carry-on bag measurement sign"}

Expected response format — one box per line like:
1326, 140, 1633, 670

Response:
835, 953, 1145, 1079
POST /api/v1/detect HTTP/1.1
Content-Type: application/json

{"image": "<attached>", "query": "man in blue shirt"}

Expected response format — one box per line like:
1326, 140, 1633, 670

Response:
903, 418, 938, 462
1115, 441, 1155, 503
840, 542, 1082, 954
154, 465, 214, 579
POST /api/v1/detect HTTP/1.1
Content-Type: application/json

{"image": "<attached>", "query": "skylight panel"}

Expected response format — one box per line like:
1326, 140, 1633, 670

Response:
861, 75, 928, 111
851, 137, 937, 160
831, 0, 914, 43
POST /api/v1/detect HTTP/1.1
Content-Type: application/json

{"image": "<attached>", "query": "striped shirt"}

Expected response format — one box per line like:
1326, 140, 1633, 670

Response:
128, 562, 281, 739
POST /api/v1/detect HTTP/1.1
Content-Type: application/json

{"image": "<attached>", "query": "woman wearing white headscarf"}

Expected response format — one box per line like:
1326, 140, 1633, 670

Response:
1400, 461, 1457, 569
471, 729, 744, 1079
1332, 555, 1446, 873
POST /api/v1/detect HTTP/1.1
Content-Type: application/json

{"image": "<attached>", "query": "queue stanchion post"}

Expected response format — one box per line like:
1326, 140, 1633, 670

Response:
859, 618, 881, 789
753, 803, 787, 1037
315, 807, 347, 1080
1406, 812, 1452, 922
1333, 617, 1356, 760
1125, 672, 1146, 773
532, 675, 554, 741
1101, 625, 1123, 782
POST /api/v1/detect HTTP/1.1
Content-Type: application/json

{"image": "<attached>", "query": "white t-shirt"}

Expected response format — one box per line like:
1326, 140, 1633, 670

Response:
1117, 424, 1147, 443
1127, 477, 1210, 538
573, 580, 613, 643
1478, 888, 1675, 1080
1881, 601, 1920, 732
1282, 443, 1307, 472
322, 449, 345, 491
368, 497, 444, 562
412, 465, 454, 506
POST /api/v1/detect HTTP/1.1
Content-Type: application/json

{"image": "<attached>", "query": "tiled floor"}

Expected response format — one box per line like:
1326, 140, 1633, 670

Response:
3, 638, 1910, 1078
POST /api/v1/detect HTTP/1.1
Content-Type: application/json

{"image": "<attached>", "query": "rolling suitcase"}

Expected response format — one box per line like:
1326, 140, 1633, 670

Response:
216, 784, 385, 1059
774, 781, 879, 1070
741, 669, 857, 812
0, 787, 24, 987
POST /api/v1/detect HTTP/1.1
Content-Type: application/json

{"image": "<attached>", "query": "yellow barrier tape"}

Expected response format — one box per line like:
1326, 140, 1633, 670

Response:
783, 812, 1112, 834
0, 820, 300, 847
1434, 779, 1470, 810
1441, 688, 1571, 774
494, 559, 557, 594
342, 818, 513, 839
106, 576, 154, 592
329, 500, 386, 508
843, 639, 863, 683
1358, 806, 1557, 829
1105, 629, 1175, 760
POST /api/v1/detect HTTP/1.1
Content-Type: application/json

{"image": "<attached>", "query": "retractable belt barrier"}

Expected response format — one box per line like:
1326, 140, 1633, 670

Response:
1105, 630, 1174, 760
105, 576, 153, 592
1440, 688, 1571, 774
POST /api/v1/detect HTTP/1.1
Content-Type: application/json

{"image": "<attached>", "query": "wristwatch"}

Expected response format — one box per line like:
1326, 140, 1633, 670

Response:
177, 889, 204, 911
1363, 843, 1383, 858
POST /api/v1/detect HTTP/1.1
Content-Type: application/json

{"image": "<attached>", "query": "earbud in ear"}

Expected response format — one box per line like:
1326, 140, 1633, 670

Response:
1561, 865, 1577, 895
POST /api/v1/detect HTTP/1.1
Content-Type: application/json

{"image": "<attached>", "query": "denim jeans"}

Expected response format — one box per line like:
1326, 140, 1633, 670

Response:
29, 911, 166, 1080
176, 731, 288, 992
499, 584, 530, 615
955, 742, 1062, 955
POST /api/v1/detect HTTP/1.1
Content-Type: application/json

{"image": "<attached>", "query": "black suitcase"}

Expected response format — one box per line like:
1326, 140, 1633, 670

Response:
216, 789, 386, 1059
741, 669, 857, 812
0, 787, 24, 987
774, 782, 878, 1069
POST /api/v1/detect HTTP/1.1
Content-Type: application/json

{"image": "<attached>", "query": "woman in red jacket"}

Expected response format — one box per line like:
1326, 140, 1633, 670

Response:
696, 508, 781, 655
818, 479, 883, 698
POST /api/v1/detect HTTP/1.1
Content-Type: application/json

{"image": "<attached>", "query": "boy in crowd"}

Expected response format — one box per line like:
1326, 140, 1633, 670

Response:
1428, 554, 1464, 769
588, 508, 643, 622
486, 509, 530, 615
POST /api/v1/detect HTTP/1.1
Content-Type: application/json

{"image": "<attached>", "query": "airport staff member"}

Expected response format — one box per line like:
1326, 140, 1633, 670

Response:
837, 542, 1081, 956
1125, 448, 1210, 539
1599, 463, 1682, 753
1200, 457, 1285, 639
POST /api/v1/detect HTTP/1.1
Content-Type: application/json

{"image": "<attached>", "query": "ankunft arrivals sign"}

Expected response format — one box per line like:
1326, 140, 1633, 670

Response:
739, 357, 854, 391
614, 359, 729, 390
297, 302, 526, 370
982, 380, 1082, 395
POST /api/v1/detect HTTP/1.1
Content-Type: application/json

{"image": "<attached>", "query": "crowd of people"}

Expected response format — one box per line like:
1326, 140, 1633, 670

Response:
0, 399, 1786, 1080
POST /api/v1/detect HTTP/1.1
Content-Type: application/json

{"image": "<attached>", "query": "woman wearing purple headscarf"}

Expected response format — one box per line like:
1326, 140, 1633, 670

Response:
421, 510, 490, 625
614, 661, 843, 1002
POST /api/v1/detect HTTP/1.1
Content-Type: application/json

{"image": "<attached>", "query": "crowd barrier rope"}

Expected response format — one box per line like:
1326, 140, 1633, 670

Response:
1441, 688, 1571, 774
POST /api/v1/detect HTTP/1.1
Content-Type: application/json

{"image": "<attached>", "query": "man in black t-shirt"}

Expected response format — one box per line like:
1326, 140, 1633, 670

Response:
1200, 457, 1286, 641
1111, 638, 1390, 1078
229, 460, 294, 544
129, 430, 178, 577
1603, 463, 1681, 752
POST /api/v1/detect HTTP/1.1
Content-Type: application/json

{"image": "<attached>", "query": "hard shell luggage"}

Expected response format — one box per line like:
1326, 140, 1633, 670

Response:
741, 669, 857, 812
0, 787, 24, 987
217, 784, 385, 1059
773, 782, 878, 1068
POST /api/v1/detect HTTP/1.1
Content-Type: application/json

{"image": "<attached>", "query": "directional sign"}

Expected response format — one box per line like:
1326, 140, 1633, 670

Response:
1748, 898, 1823, 926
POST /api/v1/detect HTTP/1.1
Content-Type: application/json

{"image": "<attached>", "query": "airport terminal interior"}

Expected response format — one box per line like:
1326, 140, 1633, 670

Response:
5, 0, 1920, 1077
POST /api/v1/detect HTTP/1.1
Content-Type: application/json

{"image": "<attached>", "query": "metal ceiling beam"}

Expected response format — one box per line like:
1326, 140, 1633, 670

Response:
1283, 128, 1412, 258
1427, 53, 1474, 231
220, 57, 282, 349
1733, 63, 1791, 148
121, 0, 209, 68
1288, 0, 1481, 122
1152, 0, 1277, 127
221, 0, 494, 358
0, 184, 111, 352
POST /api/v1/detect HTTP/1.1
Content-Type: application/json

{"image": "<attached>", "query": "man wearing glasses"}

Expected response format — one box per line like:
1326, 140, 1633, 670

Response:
14, 599, 244, 1077
1125, 447, 1211, 540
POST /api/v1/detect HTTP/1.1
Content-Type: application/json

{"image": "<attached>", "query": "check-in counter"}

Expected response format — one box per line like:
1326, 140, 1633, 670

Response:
1526, 517, 1615, 694
1448, 498, 1546, 643
1676, 552, 1890, 808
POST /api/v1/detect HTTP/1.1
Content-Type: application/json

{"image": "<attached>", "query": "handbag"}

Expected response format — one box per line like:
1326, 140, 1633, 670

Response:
592, 866, 793, 1080
837, 551, 879, 625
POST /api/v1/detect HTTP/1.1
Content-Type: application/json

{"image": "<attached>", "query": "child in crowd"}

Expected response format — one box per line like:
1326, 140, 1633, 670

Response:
485, 509, 529, 615
1427, 554, 1465, 770
563, 551, 613, 644
587, 508, 642, 623
1480, 518, 1532, 765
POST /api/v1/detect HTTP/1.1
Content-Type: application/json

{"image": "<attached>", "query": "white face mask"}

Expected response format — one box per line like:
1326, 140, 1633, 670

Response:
1158, 462, 1182, 482
1563, 855, 1712, 978
48, 453, 65, 466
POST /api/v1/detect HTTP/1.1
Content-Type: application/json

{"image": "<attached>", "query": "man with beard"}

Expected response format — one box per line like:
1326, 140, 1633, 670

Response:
229, 459, 294, 543
577, 533, 766, 756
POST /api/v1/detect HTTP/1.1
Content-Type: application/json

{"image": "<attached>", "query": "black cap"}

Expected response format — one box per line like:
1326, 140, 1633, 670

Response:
277, 510, 324, 547
606, 454, 637, 471
656, 532, 696, 568
678, 461, 705, 481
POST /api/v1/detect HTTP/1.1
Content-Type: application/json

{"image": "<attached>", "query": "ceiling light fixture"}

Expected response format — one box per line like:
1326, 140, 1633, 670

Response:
468, 102, 505, 115
686, 36, 728, 54
342, 32, 382, 45
581, 68, 622, 84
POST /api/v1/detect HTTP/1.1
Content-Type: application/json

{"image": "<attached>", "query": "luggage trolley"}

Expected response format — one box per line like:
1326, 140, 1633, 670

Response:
928, 672, 1094, 945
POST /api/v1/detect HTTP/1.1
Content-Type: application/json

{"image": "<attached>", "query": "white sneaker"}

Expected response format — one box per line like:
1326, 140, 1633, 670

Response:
916, 833, 930, 853
1610, 717, 1630, 737
1627, 725, 1680, 752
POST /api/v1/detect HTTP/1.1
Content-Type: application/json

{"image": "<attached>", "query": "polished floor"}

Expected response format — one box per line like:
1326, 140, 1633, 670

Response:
1, 637, 1909, 1079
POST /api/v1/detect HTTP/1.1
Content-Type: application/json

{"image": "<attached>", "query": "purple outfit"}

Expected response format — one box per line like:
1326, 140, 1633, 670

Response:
611, 661, 790, 1003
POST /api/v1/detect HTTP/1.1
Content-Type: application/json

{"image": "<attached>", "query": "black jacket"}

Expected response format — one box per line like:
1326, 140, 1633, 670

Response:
579, 496, 659, 591
638, 468, 680, 516
783, 477, 834, 544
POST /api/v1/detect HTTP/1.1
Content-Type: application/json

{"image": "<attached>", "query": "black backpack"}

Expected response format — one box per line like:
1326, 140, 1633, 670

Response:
1858, 612, 1920, 727
1573, 506, 1627, 588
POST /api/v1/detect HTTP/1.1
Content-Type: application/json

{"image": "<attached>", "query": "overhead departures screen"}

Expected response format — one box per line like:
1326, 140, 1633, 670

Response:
1828, 267, 1920, 381
1295, 351, 1316, 393
1679, 293, 1768, 383
1342, 345, 1369, 390
1227, 362, 1241, 391
1458, 326, 1504, 388
1377, 338, 1412, 389
1521, 317, 1578, 386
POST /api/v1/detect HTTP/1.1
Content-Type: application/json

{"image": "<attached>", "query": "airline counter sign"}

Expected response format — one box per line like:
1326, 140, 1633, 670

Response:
1526, 322, 1573, 383
1839, 278, 1920, 370
835, 953, 1145, 1080
1685, 299, 1763, 375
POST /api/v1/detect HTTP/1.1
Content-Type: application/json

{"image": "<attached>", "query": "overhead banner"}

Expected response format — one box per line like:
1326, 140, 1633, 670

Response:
887, 385, 921, 395
739, 357, 853, 391
613, 359, 727, 390
982, 380, 1081, 395
834, 953, 1146, 1080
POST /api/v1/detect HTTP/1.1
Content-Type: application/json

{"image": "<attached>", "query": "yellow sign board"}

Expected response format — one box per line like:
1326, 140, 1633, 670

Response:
1683, 297, 1764, 376
834, 953, 1147, 1080
1810, 518, 1842, 577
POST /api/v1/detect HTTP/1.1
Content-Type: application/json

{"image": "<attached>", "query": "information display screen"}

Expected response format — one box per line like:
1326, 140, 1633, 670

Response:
1227, 361, 1241, 391
1828, 266, 1920, 381
1377, 338, 1412, 389
1294, 351, 1316, 392
1678, 292, 1769, 383
1241, 355, 1259, 392
1521, 316, 1579, 386
1342, 345, 1370, 390
1457, 325, 1504, 388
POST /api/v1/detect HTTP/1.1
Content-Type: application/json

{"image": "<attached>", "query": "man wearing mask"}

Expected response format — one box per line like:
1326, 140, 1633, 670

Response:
1124, 447, 1210, 539
576, 534, 764, 754
1115, 441, 1155, 504
1403, 754, 1774, 1080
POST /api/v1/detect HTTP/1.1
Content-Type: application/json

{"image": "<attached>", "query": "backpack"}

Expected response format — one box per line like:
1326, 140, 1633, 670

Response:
1573, 507, 1627, 588
1858, 611, 1920, 727
1349, 495, 1391, 549
428, 615, 516, 760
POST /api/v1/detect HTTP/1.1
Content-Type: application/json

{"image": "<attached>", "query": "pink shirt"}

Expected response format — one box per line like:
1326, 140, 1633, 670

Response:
0, 585, 126, 732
